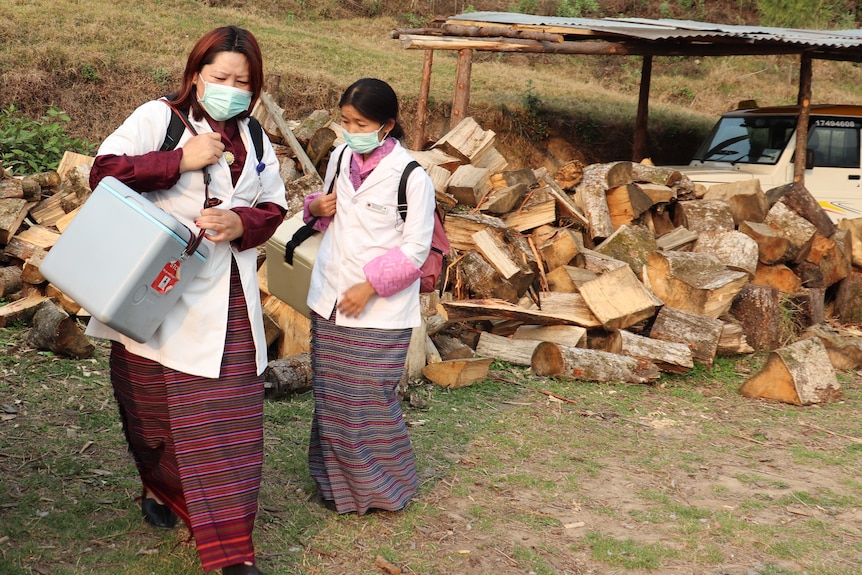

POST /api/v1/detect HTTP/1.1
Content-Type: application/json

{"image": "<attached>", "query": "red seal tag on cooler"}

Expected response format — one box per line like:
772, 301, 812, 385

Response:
151, 260, 182, 294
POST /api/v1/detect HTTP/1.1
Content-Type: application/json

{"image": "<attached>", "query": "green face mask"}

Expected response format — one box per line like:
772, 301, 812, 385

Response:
342, 125, 385, 154
197, 74, 252, 121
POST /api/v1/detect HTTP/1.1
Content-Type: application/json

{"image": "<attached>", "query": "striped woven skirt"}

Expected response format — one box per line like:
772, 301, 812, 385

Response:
308, 311, 418, 515
110, 259, 262, 571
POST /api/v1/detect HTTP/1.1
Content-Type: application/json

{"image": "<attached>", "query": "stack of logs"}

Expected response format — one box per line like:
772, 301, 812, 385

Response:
2, 108, 860, 407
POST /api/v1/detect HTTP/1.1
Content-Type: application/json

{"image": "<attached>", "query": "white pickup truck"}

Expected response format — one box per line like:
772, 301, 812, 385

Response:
666, 104, 862, 223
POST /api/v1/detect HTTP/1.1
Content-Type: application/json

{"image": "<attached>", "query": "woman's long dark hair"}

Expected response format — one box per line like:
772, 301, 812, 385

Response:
339, 78, 405, 140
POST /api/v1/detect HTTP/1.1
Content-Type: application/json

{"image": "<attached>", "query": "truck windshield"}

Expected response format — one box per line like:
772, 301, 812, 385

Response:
693, 115, 796, 165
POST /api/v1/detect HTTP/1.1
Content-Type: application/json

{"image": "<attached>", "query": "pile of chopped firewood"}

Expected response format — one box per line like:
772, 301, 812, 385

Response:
2, 101, 860, 407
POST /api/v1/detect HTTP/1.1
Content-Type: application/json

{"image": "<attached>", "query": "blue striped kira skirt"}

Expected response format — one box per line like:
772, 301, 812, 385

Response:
308, 311, 418, 515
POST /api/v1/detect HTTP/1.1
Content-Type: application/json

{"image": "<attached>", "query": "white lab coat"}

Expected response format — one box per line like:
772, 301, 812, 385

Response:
307, 142, 435, 328
86, 99, 287, 378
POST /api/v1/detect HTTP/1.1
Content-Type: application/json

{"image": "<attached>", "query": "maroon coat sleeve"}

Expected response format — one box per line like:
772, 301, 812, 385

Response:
231, 202, 287, 251
89, 150, 184, 192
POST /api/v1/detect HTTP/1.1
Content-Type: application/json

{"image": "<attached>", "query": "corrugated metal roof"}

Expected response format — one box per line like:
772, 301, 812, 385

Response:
443, 11, 862, 58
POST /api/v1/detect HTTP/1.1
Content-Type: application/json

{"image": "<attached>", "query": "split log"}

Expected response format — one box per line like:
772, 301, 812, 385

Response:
472, 146, 508, 173
0, 294, 49, 327
801, 323, 862, 370
763, 201, 817, 261
538, 227, 583, 271
545, 265, 596, 293
649, 306, 723, 366
14, 225, 61, 250
605, 183, 654, 228
738, 220, 790, 264
751, 262, 802, 294
512, 324, 587, 348
792, 230, 850, 289
833, 269, 862, 325
655, 226, 698, 251
716, 320, 754, 357
0, 266, 22, 296
421, 357, 493, 389
456, 250, 519, 302
729, 283, 783, 351
630, 163, 685, 188
644, 250, 749, 319
787, 287, 825, 329
530, 341, 660, 384
583, 161, 633, 188
442, 211, 507, 252
45, 283, 83, 316
633, 182, 675, 205
403, 324, 428, 387
772, 181, 835, 238
553, 159, 584, 191
575, 179, 614, 242
446, 164, 491, 206
478, 182, 529, 214
259, 91, 322, 184
580, 248, 628, 274
425, 334, 443, 365
692, 230, 759, 277
594, 224, 656, 276
472, 228, 535, 296
26, 300, 94, 358
0, 178, 23, 199
432, 333, 475, 360
489, 168, 537, 190
606, 329, 693, 374
538, 171, 588, 228
502, 185, 557, 232
739, 337, 841, 405
263, 352, 312, 399
0, 198, 30, 244
475, 331, 542, 366
21, 249, 47, 285
262, 295, 311, 357
439, 296, 601, 328
702, 179, 769, 225
432, 116, 496, 164
56, 151, 95, 178
835, 217, 862, 267
577, 265, 657, 331
672, 199, 735, 232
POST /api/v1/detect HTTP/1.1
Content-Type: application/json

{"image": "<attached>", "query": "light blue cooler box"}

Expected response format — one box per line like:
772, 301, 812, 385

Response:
41, 176, 209, 343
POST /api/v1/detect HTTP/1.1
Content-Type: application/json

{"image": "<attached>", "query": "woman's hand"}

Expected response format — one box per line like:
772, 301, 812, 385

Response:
179, 132, 225, 173
195, 207, 244, 243
310, 191, 337, 217
337, 281, 377, 318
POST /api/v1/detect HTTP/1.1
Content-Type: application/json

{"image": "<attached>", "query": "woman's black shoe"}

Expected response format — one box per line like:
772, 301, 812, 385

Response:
141, 497, 177, 529
222, 564, 265, 575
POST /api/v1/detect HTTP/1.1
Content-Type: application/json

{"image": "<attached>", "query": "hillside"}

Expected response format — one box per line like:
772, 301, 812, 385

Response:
2, 0, 862, 170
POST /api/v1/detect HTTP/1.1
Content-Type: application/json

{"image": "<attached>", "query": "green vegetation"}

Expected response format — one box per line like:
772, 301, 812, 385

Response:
0, 105, 94, 174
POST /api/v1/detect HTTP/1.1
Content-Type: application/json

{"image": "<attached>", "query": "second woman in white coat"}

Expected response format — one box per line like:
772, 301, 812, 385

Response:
304, 78, 436, 514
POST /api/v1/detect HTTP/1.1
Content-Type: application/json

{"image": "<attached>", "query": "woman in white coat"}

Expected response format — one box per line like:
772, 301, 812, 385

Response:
304, 78, 436, 514
87, 26, 285, 575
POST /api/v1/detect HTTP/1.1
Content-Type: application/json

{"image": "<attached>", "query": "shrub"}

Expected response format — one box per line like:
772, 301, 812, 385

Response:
0, 105, 95, 175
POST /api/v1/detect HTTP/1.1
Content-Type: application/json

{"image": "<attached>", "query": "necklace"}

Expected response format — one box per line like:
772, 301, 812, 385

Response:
224, 151, 235, 166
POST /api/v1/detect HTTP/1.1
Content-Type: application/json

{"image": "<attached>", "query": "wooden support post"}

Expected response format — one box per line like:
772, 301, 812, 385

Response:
632, 54, 652, 162
412, 50, 434, 151
793, 53, 812, 185
451, 48, 473, 130
259, 91, 322, 185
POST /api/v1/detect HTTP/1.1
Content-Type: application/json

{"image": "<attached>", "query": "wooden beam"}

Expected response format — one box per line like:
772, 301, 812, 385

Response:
259, 91, 322, 184
413, 50, 434, 151
793, 53, 813, 185
632, 54, 652, 162
451, 48, 473, 130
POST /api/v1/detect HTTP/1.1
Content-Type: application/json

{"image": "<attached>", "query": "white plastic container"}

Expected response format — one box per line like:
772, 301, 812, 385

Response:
265, 211, 321, 318
41, 176, 209, 343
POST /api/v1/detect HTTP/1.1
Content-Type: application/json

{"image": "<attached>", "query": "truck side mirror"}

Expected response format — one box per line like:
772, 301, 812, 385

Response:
806, 148, 816, 169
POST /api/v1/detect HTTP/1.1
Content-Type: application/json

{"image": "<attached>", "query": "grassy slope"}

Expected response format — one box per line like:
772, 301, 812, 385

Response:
3, 0, 862, 168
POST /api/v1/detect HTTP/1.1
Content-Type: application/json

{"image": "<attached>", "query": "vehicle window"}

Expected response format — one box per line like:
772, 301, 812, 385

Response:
807, 126, 860, 168
693, 116, 795, 165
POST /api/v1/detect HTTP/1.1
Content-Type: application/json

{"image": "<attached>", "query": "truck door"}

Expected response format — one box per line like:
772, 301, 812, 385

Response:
803, 119, 862, 221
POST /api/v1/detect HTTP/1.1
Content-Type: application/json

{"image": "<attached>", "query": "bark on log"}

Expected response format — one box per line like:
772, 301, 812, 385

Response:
763, 201, 817, 262
836, 217, 862, 267
512, 324, 587, 348
644, 250, 749, 319
0, 266, 22, 296
672, 199, 736, 232
801, 323, 862, 370
432, 333, 475, 360
0, 294, 48, 327
649, 306, 723, 366
456, 250, 519, 302
738, 220, 790, 264
475, 331, 541, 366
729, 283, 783, 351
607, 329, 693, 374
739, 337, 841, 405
530, 341, 660, 384
702, 179, 769, 225
773, 182, 835, 239
833, 269, 862, 325
26, 300, 94, 358
793, 230, 850, 289
692, 230, 759, 277
263, 353, 312, 399
717, 321, 755, 357
439, 296, 601, 328
594, 224, 656, 277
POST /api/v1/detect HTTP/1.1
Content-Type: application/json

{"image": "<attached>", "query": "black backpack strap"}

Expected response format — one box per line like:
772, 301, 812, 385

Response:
247, 116, 265, 165
160, 101, 191, 151
283, 146, 348, 265
397, 160, 421, 222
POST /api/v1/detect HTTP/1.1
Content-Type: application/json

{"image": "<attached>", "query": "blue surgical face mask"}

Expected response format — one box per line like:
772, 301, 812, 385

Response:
342, 124, 386, 154
197, 74, 252, 121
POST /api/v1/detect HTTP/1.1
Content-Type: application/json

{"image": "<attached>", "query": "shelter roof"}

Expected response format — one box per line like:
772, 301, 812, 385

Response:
395, 12, 862, 62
